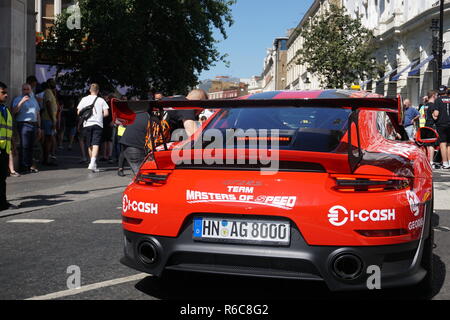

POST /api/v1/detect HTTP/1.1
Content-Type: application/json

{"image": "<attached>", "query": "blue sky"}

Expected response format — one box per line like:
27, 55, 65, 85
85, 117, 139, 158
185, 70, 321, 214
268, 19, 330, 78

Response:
199, 0, 314, 81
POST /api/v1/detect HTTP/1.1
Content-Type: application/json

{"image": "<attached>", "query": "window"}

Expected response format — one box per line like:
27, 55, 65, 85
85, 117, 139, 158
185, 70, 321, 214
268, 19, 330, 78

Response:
376, 112, 399, 140
42, 0, 54, 18
379, 0, 385, 15
205, 107, 352, 153
62, 0, 76, 10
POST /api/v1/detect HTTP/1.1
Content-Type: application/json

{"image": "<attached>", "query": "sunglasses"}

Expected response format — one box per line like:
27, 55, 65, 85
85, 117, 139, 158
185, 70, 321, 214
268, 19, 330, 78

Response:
0, 91, 7, 95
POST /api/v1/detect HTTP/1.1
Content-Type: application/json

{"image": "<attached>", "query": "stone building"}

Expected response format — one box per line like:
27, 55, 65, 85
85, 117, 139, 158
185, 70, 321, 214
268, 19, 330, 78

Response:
286, 0, 342, 91
207, 77, 249, 99
36, 0, 76, 36
345, 0, 450, 106
262, 37, 288, 92
241, 76, 263, 94
286, 0, 450, 106
0, 0, 36, 98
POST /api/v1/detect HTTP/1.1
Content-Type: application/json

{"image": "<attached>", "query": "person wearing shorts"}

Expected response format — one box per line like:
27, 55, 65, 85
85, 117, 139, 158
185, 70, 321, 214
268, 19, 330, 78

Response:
432, 86, 450, 169
77, 84, 109, 172
41, 79, 58, 166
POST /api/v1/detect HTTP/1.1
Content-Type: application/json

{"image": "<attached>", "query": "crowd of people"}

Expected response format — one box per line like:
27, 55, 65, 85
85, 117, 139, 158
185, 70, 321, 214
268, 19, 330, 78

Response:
0, 76, 213, 211
2, 75, 450, 211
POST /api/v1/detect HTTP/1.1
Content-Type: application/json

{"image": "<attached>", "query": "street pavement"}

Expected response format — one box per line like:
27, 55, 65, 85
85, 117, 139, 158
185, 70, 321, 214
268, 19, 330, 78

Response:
0, 147, 449, 300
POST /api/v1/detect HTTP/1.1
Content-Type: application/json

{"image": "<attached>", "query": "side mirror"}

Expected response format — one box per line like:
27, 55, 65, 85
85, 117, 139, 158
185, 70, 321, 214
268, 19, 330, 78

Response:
415, 126, 439, 145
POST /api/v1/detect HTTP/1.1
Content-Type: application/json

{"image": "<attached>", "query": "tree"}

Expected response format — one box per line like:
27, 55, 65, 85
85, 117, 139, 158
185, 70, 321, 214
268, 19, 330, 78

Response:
296, 4, 382, 89
38, 0, 235, 96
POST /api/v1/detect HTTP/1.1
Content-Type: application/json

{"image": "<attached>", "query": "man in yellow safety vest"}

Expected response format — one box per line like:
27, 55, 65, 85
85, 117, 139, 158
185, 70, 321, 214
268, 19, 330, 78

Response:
0, 81, 19, 211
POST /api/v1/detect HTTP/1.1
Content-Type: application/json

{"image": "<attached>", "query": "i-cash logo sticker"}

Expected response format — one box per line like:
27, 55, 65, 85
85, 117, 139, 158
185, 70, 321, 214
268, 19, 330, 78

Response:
122, 194, 158, 214
406, 190, 420, 217
328, 205, 396, 227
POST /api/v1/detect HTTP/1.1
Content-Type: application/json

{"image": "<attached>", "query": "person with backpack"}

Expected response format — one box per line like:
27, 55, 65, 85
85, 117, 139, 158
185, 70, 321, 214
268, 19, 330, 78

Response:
77, 84, 109, 172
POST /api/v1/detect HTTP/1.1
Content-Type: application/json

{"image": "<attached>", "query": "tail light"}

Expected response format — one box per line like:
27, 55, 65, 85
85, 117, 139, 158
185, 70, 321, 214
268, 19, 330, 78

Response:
332, 175, 412, 192
135, 170, 172, 186
355, 229, 408, 237
122, 216, 143, 225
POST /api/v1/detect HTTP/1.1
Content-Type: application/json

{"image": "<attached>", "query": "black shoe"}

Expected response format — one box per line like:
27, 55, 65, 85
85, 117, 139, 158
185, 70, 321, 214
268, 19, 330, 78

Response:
432, 163, 442, 170
0, 203, 19, 211
117, 169, 125, 177
43, 161, 58, 167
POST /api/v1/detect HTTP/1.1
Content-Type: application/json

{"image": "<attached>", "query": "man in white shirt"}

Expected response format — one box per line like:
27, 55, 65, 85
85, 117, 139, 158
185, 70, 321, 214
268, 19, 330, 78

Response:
77, 83, 109, 172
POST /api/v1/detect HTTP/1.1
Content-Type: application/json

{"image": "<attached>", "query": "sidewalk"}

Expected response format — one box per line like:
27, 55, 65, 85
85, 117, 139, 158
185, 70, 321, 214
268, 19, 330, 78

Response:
2, 146, 132, 218
434, 170, 450, 211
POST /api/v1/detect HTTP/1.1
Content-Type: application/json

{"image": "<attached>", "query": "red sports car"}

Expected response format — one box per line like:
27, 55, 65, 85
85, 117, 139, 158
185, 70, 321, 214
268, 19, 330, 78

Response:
112, 90, 438, 292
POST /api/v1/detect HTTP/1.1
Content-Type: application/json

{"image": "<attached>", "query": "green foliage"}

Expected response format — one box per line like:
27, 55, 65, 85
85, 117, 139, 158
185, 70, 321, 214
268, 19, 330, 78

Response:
38, 0, 235, 96
296, 4, 383, 89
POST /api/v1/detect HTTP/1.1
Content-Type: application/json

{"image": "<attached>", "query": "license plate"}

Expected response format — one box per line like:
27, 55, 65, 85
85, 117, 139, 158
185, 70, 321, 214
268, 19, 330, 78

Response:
193, 217, 290, 246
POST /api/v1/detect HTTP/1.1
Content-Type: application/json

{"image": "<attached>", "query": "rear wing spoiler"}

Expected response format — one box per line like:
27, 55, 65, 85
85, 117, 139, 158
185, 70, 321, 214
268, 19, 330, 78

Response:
111, 96, 404, 173
111, 96, 403, 126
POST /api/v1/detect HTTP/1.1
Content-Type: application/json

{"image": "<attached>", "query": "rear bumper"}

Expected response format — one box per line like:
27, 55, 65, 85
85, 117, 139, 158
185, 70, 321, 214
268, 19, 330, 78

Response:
121, 217, 429, 291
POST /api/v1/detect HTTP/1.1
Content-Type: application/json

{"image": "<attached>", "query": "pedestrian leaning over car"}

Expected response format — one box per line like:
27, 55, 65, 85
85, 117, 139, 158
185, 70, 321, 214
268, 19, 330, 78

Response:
0, 81, 19, 211
431, 85, 450, 169
77, 83, 109, 173
119, 112, 149, 176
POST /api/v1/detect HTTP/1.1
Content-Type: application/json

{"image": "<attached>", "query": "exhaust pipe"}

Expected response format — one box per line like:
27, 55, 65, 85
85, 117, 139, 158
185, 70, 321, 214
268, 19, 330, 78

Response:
138, 241, 158, 265
331, 254, 363, 281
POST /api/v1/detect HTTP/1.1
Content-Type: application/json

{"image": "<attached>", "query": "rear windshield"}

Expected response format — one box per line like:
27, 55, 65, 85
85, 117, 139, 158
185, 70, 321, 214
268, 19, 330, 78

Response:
201, 107, 352, 153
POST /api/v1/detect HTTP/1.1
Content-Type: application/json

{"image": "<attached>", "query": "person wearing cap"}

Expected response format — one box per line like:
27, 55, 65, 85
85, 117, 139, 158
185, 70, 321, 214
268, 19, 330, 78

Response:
431, 85, 450, 169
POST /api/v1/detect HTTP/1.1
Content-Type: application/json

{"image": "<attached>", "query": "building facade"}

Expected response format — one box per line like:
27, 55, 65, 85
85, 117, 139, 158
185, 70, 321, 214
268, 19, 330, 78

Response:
0, 0, 36, 98
345, 0, 450, 106
262, 37, 288, 92
206, 77, 249, 99
36, 0, 76, 36
241, 76, 263, 94
286, 0, 342, 91
286, 0, 450, 106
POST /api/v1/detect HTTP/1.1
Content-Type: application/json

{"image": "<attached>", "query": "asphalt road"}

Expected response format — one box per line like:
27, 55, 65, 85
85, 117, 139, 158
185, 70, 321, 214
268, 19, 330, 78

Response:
0, 150, 449, 301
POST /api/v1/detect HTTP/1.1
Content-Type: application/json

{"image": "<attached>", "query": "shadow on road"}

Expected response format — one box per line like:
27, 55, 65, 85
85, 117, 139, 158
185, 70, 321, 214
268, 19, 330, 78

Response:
135, 254, 446, 300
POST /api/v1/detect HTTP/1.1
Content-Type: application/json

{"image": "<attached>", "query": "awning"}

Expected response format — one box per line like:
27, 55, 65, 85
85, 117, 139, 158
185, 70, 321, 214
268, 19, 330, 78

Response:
408, 55, 434, 76
443, 56, 450, 69
391, 59, 419, 81
376, 68, 397, 83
